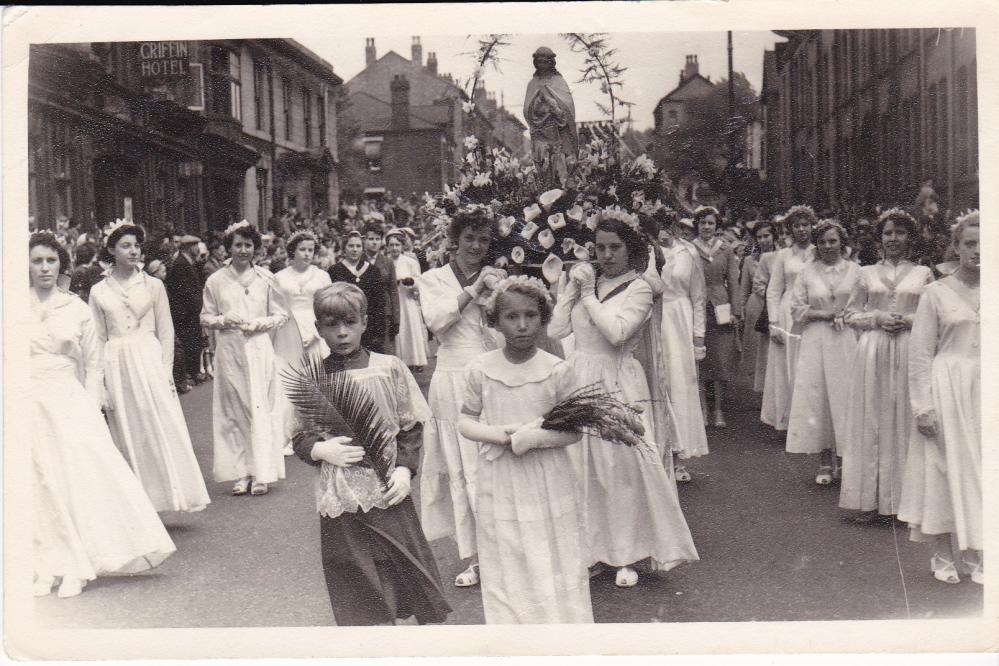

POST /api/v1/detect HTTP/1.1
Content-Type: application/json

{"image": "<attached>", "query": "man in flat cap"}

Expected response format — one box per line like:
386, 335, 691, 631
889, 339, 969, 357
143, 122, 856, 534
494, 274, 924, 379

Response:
524, 46, 578, 184
165, 233, 205, 393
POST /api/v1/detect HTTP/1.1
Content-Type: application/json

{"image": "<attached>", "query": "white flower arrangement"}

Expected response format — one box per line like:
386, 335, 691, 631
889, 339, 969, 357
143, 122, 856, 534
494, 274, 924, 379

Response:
539, 189, 564, 210
538, 228, 556, 249
523, 203, 542, 222
497, 216, 516, 238
472, 172, 493, 188
548, 212, 567, 230
463, 135, 480, 150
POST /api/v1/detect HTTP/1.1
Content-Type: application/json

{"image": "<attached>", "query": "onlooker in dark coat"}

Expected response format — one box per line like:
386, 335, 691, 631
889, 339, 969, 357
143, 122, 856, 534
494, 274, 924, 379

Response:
363, 222, 401, 355
165, 236, 205, 392
68, 242, 103, 303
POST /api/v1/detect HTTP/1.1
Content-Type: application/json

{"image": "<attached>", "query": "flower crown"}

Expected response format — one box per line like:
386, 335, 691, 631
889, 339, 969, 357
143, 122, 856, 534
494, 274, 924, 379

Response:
693, 205, 720, 217
599, 205, 641, 232
287, 229, 318, 247
482, 274, 553, 315
224, 219, 253, 237
875, 207, 915, 225
102, 218, 132, 241
784, 204, 817, 222
955, 209, 980, 225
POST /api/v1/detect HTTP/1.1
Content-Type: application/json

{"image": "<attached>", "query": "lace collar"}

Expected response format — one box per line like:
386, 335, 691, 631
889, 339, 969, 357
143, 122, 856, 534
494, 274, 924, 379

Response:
476, 348, 563, 387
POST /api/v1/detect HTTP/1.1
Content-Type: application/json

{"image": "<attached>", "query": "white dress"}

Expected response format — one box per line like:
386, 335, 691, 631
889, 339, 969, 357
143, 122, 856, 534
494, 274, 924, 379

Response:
761, 244, 813, 430
274, 265, 334, 442
393, 254, 429, 367
548, 271, 699, 571
898, 278, 981, 551
201, 266, 290, 484
785, 259, 861, 455
462, 349, 592, 624
89, 273, 210, 513
417, 263, 502, 558
656, 241, 708, 459
839, 262, 933, 514
31, 290, 175, 584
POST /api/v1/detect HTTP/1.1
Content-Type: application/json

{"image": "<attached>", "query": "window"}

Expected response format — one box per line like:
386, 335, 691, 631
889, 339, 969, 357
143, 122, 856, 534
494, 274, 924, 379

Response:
303, 87, 313, 147
253, 60, 267, 131
209, 47, 241, 120
182, 63, 205, 111
256, 168, 268, 226
282, 76, 292, 141
363, 136, 383, 172
319, 88, 328, 147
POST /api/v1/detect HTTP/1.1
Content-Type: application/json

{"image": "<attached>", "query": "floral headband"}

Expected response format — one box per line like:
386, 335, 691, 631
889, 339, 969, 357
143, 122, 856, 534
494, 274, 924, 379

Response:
483, 274, 553, 315
102, 218, 132, 241
784, 204, 817, 222
955, 209, 980, 225
875, 207, 915, 225
287, 229, 318, 247
599, 205, 641, 232
224, 219, 253, 237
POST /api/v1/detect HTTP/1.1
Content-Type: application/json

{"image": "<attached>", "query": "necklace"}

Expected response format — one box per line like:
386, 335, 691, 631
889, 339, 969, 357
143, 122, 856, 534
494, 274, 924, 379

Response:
230, 265, 257, 295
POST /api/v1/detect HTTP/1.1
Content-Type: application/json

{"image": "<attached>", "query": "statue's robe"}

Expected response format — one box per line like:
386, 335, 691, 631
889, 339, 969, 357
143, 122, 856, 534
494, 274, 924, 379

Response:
524, 71, 578, 168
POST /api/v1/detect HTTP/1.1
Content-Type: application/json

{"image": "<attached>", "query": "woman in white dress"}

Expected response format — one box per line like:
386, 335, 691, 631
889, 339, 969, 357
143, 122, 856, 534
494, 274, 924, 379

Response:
89, 222, 210, 514
740, 221, 777, 392
785, 221, 861, 484
762, 206, 815, 431
201, 221, 291, 497
417, 208, 506, 587
29, 232, 175, 599
898, 212, 982, 585
275, 230, 334, 454
386, 229, 429, 370
549, 217, 698, 589
839, 210, 933, 522
649, 210, 708, 481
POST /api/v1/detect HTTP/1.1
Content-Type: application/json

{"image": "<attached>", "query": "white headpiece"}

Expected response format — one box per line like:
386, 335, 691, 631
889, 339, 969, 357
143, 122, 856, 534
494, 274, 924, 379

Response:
102, 218, 132, 241
482, 274, 553, 316
224, 219, 253, 237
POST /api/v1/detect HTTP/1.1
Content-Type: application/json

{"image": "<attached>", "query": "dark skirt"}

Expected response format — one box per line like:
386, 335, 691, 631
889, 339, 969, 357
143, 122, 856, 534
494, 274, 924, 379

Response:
700, 302, 738, 383
320, 496, 451, 626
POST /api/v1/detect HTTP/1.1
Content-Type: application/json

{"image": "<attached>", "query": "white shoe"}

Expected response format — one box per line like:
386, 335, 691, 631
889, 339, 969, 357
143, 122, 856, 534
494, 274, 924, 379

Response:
615, 566, 638, 588
57, 577, 84, 598
674, 464, 692, 483
283, 443, 294, 456
454, 563, 480, 587
33, 576, 54, 597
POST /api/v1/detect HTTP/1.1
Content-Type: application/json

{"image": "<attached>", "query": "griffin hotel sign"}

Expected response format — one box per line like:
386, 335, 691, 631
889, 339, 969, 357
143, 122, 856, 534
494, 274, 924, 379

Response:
138, 41, 190, 78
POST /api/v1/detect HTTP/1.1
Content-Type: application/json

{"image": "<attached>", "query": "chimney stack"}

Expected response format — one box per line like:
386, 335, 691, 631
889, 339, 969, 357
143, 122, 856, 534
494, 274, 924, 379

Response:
390, 74, 411, 130
683, 54, 699, 82
426, 51, 438, 76
365, 38, 376, 67
411, 36, 422, 66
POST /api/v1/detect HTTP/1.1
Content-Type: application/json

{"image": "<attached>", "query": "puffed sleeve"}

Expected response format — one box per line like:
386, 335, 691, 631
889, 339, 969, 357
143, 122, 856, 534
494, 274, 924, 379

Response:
726, 248, 742, 318
766, 250, 786, 319
790, 266, 812, 324
642, 245, 666, 296
739, 256, 756, 315
580, 279, 653, 347
908, 286, 940, 418
152, 278, 176, 371
688, 251, 707, 339
200, 274, 226, 329
844, 270, 878, 331
392, 356, 432, 431
460, 362, 484, 418
547, 271, 577, 340
78, 301, 104, 404
417, 269, 462, 337
88, 284, 110, 348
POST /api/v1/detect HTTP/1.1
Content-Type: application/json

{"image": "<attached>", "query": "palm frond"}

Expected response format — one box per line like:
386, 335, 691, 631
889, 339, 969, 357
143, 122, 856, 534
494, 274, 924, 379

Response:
281, 355, 394, 486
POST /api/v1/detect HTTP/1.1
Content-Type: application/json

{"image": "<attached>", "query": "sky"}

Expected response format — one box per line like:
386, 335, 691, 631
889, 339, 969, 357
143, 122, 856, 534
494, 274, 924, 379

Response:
303, 31, 786, 132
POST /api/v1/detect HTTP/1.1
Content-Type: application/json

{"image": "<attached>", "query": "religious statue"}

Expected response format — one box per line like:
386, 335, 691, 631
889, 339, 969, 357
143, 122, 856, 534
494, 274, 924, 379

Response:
524, 47, 578, 185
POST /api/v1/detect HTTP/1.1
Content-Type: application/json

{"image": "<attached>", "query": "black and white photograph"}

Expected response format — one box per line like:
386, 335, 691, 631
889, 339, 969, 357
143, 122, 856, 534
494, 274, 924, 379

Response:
2, 1, 995, 660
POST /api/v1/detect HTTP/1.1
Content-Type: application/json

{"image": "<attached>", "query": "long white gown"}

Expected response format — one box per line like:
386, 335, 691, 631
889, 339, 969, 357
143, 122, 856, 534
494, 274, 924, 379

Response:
898, 277, 981, 551
548, 271, 699, 571
839, 262, 933, 514
201, 266, 290, 484
31, 290, 175, 584
89, 273, 210, 513
274, 265, 333, 443
393, 253, 429, 367
462, 349, 592, 624
653, 242, 708, 459
785, 259, 861, 455
761, 244, 813, 430
417, 263, 502, 558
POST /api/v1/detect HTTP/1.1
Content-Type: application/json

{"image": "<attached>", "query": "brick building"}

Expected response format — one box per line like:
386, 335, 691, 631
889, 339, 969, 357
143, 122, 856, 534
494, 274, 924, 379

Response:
28, 39, 341, 235
339, 36, 525, 200
653, 55, 715, 133
762, 29, 978, 213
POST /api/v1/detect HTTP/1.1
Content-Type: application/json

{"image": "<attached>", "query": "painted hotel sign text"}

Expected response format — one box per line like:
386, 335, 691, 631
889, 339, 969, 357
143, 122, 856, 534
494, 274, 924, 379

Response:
138, 41, 191, 78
